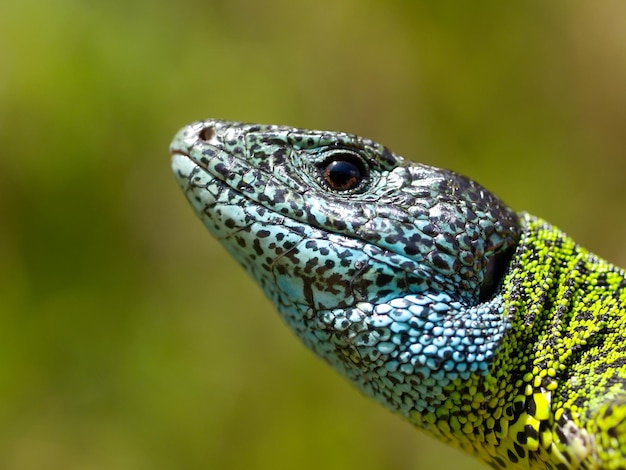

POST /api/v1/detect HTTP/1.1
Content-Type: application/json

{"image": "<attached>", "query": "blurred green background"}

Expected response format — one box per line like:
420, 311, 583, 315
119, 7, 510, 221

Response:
2, 1, 626, 469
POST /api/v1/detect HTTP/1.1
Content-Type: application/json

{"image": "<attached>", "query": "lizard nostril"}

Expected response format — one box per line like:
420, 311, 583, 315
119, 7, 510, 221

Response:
198, 125, 216, 142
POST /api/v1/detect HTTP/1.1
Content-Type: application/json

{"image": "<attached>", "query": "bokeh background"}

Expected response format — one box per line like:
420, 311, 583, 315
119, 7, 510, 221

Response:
2, 1, 626, 469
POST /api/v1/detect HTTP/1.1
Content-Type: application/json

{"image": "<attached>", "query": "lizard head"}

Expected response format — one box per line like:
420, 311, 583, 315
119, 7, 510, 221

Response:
171, 119, 520, 416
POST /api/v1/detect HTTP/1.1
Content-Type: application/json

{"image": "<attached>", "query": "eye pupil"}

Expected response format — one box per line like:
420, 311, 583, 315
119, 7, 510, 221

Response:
320, 157, 365, 191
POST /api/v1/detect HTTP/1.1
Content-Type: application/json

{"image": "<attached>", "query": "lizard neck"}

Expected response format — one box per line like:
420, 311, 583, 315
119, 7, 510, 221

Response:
503, 213, 626, 397
455, 213, 626, 468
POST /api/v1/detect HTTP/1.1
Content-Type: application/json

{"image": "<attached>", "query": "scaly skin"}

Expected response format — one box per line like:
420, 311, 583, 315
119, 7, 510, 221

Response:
170, 119, 626, 469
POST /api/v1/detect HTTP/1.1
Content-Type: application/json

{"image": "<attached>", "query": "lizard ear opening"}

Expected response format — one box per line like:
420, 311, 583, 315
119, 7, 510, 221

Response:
478, 245, 516, 302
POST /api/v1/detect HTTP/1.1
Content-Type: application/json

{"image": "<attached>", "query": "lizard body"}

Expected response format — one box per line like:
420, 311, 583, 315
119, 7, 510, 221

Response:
170, 119, 626, 469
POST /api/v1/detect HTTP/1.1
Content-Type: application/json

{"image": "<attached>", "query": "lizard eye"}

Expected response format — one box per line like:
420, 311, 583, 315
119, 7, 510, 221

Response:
318, 152, 368, 191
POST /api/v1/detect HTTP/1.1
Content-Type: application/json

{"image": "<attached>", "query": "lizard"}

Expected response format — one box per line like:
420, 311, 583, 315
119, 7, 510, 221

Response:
170, 119, 626, 469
